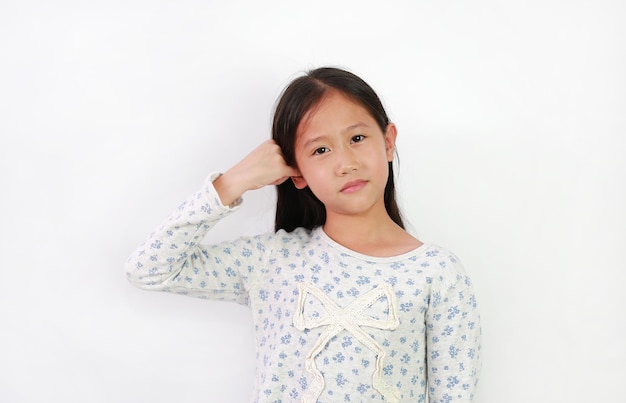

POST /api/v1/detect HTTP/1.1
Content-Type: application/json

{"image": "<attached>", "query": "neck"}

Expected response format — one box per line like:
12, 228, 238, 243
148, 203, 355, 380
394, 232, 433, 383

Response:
323, 211, 394, 242
322, 210, 421, 257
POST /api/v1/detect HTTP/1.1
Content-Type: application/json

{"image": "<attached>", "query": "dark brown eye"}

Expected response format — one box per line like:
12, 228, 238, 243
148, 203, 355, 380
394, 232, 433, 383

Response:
351, 135, 365, 143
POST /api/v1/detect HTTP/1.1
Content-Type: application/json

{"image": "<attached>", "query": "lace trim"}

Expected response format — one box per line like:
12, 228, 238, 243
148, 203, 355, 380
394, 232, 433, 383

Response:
293, 282, 401, 402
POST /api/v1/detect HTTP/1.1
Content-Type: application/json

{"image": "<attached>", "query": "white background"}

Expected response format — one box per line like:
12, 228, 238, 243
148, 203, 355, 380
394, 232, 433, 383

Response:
1, 0, 624, 401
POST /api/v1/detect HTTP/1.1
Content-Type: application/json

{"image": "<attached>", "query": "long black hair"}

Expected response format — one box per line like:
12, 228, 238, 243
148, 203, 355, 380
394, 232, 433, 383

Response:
272, 67, 404, 232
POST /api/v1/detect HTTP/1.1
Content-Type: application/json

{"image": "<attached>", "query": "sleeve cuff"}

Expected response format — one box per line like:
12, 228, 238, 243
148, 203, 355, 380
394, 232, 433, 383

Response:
206, 172, 243, 209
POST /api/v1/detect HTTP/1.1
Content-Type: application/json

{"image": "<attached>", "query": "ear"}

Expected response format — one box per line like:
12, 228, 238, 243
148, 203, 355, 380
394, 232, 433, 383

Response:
384, 123, 398, 162
291, 174, 308, 189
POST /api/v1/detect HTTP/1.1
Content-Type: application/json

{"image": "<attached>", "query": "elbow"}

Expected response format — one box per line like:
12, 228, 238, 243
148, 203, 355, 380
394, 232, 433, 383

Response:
124, 257, 162, 291
124, 254, 181, 292
124, 259, 147, 290
125, 271, 150, 290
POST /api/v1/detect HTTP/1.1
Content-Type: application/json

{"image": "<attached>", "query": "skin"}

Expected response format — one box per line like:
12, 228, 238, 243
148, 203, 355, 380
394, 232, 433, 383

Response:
214, 90, 422, 257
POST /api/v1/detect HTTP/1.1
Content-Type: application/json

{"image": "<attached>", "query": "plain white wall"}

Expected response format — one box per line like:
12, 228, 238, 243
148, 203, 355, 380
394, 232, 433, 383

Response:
1, 0, 624, 401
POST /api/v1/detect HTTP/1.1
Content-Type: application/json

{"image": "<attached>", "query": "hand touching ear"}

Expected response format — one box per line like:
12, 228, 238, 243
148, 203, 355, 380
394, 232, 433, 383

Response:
213, 140, 300, 206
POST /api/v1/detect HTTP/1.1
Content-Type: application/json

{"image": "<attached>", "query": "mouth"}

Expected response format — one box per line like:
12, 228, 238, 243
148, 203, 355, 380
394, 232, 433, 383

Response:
340, 180, 368, 193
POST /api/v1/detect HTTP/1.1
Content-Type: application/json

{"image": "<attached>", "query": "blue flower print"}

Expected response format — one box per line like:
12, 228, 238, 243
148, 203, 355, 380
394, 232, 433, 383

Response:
336, 373, 348, 387
447, 305, 460, 319
383, 364, 393, 376
280, 334, 291, 345
125, 179, 482, 402
356, 275, 370, 285
333, 352, 346, 363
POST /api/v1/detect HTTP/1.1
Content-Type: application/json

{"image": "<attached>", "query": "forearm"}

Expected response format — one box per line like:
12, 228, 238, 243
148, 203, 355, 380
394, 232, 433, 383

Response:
124, 172, 237, 290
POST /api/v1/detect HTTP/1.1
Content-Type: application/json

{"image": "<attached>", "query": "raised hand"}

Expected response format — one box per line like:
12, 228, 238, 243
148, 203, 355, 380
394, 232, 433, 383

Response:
213, 140, 300, 206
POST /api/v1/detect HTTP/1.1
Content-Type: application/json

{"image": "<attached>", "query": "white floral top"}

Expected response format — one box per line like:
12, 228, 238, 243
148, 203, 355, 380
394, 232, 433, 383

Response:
125, 173, 482, 402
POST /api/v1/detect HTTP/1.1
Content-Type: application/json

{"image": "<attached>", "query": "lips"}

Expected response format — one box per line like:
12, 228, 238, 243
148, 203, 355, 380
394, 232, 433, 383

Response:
340, 179, 368, 193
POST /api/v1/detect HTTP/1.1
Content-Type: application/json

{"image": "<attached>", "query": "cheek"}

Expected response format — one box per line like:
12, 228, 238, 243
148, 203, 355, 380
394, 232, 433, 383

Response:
299, 163, 321, 184
369, 145, 391, 165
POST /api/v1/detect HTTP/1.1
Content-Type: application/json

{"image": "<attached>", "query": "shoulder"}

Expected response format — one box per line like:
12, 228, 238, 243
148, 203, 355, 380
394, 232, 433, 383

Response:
417, 244, 470, 288
419, 244, 464, 266
271, 227, 316, 246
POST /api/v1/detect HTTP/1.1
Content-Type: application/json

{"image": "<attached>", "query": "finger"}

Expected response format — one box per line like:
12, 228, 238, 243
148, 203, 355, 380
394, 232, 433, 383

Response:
284, 165, 301, 178
271, 176, 291, 186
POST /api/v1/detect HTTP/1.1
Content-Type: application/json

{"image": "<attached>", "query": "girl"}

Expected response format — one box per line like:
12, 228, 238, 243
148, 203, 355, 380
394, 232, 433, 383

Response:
126, 67, 481, 402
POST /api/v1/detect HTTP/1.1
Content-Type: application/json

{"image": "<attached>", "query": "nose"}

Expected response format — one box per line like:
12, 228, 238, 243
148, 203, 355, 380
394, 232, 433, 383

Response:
335, 147, 359, 176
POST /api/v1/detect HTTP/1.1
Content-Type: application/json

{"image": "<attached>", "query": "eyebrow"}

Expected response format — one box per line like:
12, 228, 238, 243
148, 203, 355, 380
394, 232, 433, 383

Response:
301, 122, 370, 149
343, 122, 369, 132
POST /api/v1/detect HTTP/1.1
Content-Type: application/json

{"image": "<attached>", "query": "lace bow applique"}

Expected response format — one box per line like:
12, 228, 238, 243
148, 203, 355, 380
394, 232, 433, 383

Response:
293, 282, 401, 402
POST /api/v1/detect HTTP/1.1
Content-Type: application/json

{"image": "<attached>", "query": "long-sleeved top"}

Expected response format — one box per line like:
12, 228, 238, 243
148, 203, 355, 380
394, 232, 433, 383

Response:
125, 173, 482, 402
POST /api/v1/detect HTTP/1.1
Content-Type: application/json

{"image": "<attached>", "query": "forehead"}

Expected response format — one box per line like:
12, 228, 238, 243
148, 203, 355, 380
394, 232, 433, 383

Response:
296, 90, 375, 141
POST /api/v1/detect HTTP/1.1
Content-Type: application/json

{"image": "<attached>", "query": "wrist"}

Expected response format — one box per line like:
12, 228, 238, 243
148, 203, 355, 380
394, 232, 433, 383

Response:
212, 171, 246, 207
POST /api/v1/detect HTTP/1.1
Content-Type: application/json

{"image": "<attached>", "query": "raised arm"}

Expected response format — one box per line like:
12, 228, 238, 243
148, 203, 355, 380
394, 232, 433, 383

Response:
124, 140, 299, 303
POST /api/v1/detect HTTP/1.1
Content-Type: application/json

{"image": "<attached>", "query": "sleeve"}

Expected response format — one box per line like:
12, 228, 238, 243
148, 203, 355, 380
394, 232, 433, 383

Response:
425, 252, 482, 402
124, 172, 272, 305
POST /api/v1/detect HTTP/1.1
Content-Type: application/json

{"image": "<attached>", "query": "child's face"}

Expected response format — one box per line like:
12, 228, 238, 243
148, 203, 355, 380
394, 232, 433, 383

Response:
292, 90, 397, 220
